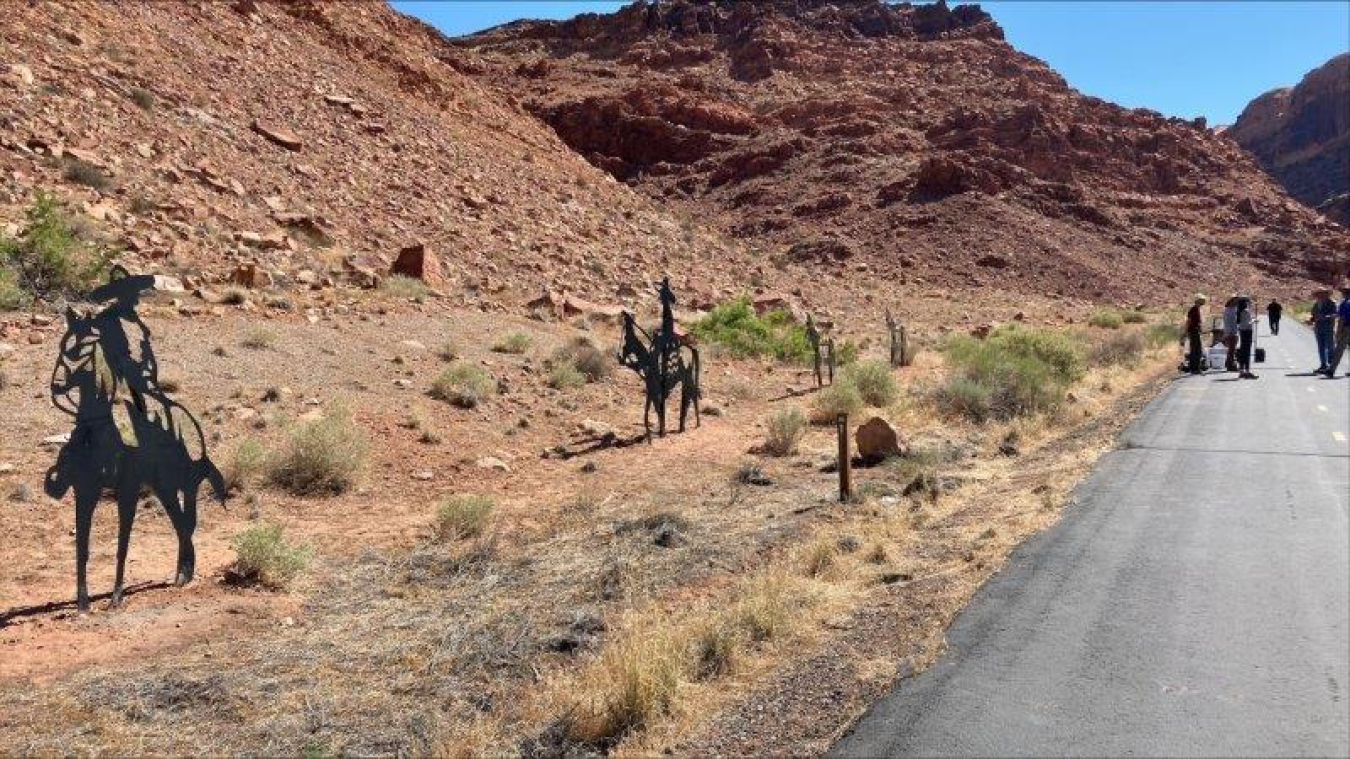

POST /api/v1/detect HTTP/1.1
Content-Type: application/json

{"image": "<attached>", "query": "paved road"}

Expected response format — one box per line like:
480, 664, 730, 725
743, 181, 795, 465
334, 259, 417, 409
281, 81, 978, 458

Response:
834, 322, 1350, 757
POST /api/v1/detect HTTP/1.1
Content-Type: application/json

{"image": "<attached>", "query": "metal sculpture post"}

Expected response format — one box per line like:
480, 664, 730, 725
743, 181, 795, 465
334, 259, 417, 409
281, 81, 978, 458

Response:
44, 266, 225, 611
806, 314, 836, 388
617, 277, 702, 441
887, 308, 910, 368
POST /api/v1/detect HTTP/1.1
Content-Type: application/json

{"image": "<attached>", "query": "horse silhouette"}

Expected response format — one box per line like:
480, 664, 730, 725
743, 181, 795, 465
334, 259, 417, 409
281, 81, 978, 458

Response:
44, 268, 225, 612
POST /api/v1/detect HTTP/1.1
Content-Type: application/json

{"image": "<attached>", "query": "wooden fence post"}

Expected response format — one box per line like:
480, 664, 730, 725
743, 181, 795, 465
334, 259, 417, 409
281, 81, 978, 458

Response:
837, 413, 852, 502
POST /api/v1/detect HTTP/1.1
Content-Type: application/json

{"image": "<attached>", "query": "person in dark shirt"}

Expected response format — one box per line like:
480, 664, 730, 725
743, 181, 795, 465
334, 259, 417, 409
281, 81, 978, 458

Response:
1266, 299, 1283, 335
1323, 286, 1350, 378
1185, 294, 1206, 374
1236, 296, 1258, 379
1311, 288, 1338, 373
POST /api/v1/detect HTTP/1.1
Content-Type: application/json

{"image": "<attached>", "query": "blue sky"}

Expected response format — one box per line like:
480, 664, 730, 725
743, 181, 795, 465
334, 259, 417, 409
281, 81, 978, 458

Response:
395, 1, 1350, 124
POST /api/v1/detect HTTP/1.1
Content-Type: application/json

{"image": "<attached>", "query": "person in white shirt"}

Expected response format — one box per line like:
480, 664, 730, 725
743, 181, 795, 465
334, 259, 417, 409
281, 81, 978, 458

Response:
1236, 295, 1258, 379
1221, 296, 1239, 372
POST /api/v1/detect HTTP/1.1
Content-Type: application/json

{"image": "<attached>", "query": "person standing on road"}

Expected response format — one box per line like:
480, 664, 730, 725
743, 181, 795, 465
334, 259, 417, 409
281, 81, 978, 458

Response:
1185, 294, 1207, 374
1222, 296, 1239, 372
1311, 288, 1337, 374
1267, 299, 1283, 335
1236, 296, 1258, 379
1321, 286, 1350, 378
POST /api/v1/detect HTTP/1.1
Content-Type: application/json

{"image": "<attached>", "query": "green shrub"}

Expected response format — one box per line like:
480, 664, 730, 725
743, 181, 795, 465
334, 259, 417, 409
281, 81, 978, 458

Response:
492, 330, 532, 354
690, 296, 811, 361
809, 380, 863, 424
1090, 330, 1146, 367
0, 193, 111, 308
979, 324, 1085, 385
843, 359, 899, 407
834, 339, 860, 366
380, 274, 429, 300
224, 437, 266, 492
128, 87, 155, 111
938, 326, 1084, 421
430, 362, 495, 408
1145, 322, 1181, 348
551, 336, 612, 382
1088, 309, 1124, 329
763, 407, 807, 456
548, 362, 586, 390
1122, 310, 1147, 324
230, 523, 312, 589
267, 408, 368, 496
435, 494, 495, 540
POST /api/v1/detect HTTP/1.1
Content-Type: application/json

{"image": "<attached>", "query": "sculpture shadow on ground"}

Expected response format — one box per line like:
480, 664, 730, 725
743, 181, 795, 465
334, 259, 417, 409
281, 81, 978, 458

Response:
42, 266, 226, 613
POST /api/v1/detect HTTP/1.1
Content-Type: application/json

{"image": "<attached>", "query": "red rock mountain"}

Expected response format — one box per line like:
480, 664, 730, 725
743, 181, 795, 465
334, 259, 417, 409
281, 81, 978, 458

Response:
0, 0, 756, 310
459, 0, 1349, 298
1229, 53, 1350, 227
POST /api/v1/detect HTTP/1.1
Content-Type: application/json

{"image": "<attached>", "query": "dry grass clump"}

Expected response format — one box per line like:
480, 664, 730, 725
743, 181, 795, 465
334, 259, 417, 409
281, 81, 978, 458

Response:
240, 326, 277, 350
430, 362, 495, 408
551, 336, 613, 382
809, 380, 863, 424
689, 618, 741, 681
569, 630, 684, 746
843, 359, 899, 407
219, 287, 248, 305
62, 157, 112, 190
547, 362, 586, 390
803, 539, 837, 577
492, 330, 532, 354
435, 494, 495, 540
380, 274, 430, 300
1089, 329, 1147, 368
763, 407, 807, 456
228, 523, 312, 589
1087, 309, 1124, 329
266, 408, 368, 496
734, 570, 794, 643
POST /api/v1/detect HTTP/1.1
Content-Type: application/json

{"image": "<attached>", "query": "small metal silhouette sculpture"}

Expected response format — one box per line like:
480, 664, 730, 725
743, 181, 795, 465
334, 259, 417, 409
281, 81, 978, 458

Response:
886, 308, 910, 368
44, 266, 226, 612
617, 277, 702, 441
805, 314, 836, 388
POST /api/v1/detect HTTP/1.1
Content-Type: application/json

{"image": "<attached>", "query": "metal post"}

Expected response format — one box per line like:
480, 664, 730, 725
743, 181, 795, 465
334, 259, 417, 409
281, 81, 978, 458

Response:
826, 338, 836, 385
898, 324, 910, 367
837, 413, 851, 503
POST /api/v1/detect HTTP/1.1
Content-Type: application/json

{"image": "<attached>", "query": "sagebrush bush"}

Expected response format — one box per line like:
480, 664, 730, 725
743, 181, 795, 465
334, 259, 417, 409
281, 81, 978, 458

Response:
1090, 329, 1146, 367
1145, 322, 1181, 348
548, 362, 586, 390
843, 359, 899, 406
690, 296, 811, 361
224, 437, 266, 492
1088, 309, 1124, 329
230, 523, 312, 589
809, 380, 863, 424
430, 362, 495, 408
380, 274, 429, 300
492, 330, 532, 354
62, 157, 112, 190
980, 324, 1085, 385
240, 326, 277, 349
938, 326, 1084, 421
436, 494, 494, 540
763, 407, 807, 456
267, 408, 367, 496
1122, 310, 1147, 324
551, 336, 612, 382
0, 193, 111, 308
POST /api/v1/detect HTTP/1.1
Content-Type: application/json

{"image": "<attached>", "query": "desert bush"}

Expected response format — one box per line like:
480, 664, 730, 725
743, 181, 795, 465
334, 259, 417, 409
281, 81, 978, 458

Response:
570, 630, 683, 745
834, 338, 860, 366
240, 326, 277, 349
937, 326, 1084, 422
690, 296, 811, 361
1122, 310, 1147, 324
803, 539, 836, 577
435, 494, 495, 540
0, 193, 111, 308
128, 86, 155, 111
551, 336, 612, 382
843, 359, 899, 406
690, 617, 741, 680
1145, 322, 1181, 348
220, 287, 248, 305
548, 362, 586, 390
62, 158, 112, 190
229, 523, 312, 589
435, 340, 458, 362
380, 274, 429, 300
224, 437, 266, 492
492, 330, 532, 354
1090, 329, 1146, 367
763, 406, 807, 456
1088, 309, 1124, 329
809, 380, 863, 424
266, 407, 367, 496
430, 362, 495, 408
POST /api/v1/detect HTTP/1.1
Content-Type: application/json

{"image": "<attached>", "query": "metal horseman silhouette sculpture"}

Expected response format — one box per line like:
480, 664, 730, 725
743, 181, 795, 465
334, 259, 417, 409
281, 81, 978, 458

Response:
617, 277, 701, 440
44, 266, 225, 611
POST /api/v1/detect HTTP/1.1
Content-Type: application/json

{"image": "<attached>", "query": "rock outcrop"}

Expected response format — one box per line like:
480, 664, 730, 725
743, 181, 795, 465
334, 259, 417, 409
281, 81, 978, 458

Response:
460, 0, 1349, 298
1230, 53, 1350, 227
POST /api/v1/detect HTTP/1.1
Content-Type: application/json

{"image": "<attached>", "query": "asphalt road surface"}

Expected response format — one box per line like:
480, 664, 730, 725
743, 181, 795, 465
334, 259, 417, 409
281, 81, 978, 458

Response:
834, 322, 1350, 757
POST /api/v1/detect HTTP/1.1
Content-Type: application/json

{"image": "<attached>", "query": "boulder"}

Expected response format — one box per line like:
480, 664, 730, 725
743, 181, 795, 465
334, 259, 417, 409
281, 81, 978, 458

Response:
251, 119, 303, 151
390, 242, 443, 285
230, 263, 272, 289
855, 416, 907, 463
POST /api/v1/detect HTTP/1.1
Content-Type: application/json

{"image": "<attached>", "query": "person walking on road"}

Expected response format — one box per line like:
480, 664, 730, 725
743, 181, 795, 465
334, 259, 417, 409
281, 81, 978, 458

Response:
1311, 288, 1337, 374
1185, 294, 1207, 374
1266, 299, 1283, 335
1321, 286, 1350, 378
1236, 296, 1258, 379
1222, 296, 1239, 372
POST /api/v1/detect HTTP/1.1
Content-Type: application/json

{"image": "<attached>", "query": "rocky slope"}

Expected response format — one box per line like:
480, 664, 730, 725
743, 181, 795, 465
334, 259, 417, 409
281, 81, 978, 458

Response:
459, 0, 1349, 299
0, 0, 756, 313
1230, 53, 1350, 227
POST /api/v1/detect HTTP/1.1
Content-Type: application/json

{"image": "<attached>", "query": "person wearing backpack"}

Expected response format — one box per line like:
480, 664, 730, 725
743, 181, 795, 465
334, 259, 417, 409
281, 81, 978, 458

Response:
1266, 299, 1283, 336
